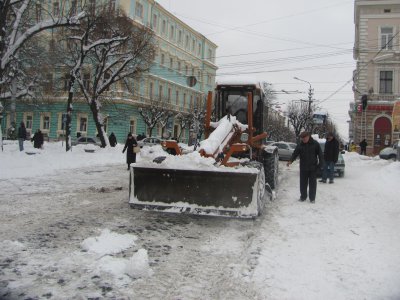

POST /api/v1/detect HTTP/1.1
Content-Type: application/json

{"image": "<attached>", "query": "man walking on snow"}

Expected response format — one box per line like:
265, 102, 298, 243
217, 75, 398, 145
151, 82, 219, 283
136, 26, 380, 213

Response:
287, 132, 324, 203
320, 132, 339, 184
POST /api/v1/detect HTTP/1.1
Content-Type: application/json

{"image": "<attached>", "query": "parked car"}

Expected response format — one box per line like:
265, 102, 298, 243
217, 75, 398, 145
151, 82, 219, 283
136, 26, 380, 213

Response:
72, 136, 100, 146
270, 141, 297, 161
317, 140, 345, 177
137, 137, 162, 148
379, 140, 399, 160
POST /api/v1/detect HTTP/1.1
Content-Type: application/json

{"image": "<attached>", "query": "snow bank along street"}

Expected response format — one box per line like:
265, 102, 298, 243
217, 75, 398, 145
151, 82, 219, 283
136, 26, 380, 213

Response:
1, 141, 400, 299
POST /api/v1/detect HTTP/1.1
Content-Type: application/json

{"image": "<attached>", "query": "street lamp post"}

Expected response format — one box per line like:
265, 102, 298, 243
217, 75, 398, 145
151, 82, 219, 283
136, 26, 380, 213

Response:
0, 102, 3, 151
293, 77, 313, 113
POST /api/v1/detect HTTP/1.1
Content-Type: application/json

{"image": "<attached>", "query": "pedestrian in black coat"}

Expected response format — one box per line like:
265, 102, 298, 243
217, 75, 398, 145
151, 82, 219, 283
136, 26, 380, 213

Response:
359, 139, 367, 155
320, 132, 339, 184
17, 122, 27, 151
31, 129, 44, 149
109, 132, 117, 147
287, 132, 324, 203
122, 133, 138, 170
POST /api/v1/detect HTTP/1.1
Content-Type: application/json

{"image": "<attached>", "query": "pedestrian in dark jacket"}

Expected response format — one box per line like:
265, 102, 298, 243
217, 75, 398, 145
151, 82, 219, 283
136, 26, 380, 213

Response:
359, 139, 367, 155
320, 132, 339, 184
122, 133, 138, 170
287, 132, 324, 203
109, 132, 117, 147
31, 129, 44, 149
17, 122, 27, 151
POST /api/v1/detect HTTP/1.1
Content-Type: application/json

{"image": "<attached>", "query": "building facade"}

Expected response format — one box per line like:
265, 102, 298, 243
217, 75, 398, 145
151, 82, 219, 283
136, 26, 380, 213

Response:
350, 0, 400, 155
1, 0, 218, 144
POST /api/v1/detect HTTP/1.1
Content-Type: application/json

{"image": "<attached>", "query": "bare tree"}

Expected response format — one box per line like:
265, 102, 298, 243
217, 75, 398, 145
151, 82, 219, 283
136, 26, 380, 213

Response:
61, 7, 155, 148
174, 112, 191, 142
138, 98, 175, 137
0, 0, 85, 124
287, 101, 314, 139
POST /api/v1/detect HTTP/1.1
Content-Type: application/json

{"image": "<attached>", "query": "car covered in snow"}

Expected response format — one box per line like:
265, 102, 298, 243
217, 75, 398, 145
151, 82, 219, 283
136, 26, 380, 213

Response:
379, 140, 399, 160
72, 136, 101, 146
137, 137, 162, 148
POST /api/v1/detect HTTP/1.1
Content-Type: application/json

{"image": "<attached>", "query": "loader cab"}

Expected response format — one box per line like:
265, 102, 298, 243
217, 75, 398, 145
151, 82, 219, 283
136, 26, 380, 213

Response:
214, 83, 265, 134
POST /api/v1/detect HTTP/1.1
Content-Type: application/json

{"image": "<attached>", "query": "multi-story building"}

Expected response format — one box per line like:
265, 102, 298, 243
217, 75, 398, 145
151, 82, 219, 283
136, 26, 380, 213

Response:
1, 0, 218, 144
351, 0, 400, 155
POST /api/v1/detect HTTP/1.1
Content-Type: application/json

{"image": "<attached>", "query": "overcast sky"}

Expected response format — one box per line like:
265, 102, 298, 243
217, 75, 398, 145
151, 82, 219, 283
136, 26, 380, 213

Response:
157, 0, 355, 139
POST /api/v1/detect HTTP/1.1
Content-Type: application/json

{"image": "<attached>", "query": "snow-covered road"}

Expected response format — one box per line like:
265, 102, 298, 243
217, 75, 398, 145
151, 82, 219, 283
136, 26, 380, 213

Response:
1, 149, 400, 299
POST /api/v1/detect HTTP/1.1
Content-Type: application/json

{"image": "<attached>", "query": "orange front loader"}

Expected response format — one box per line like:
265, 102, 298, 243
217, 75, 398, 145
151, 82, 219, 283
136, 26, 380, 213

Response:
129, 82, 278, 218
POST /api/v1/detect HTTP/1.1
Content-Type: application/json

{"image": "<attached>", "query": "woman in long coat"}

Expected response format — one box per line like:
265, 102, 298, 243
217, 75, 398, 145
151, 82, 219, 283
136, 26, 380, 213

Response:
122, 133, 138, 170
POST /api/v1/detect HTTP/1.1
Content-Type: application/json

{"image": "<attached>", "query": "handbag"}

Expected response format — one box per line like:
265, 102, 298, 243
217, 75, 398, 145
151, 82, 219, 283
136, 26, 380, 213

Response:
133, 146, 140, 153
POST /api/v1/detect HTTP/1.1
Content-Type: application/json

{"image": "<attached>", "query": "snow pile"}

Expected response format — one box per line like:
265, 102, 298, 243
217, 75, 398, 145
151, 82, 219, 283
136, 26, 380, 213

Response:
125, 249, 153, 278
81, 229, 152, 279
199, 115, 246, 155
97, 249, 153, 279
81, 229, 137, 255
0, 141, 126, 179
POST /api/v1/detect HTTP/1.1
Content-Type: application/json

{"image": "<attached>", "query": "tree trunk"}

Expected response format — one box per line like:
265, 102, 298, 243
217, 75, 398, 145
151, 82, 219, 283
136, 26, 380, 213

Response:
65, 74, 75, 152
89, 100, 109, 147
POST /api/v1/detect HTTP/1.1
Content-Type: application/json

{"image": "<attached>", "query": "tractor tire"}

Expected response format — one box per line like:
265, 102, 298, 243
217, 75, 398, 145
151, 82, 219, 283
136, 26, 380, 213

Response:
261, 147, 279, 190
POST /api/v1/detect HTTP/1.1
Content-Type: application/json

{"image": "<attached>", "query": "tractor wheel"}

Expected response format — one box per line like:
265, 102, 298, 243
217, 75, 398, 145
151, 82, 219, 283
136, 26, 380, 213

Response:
262, 147, 279, 190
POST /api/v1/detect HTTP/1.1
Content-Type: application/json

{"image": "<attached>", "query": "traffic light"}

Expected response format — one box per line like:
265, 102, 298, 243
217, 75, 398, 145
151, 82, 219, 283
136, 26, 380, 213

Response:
361, 94, 368, 111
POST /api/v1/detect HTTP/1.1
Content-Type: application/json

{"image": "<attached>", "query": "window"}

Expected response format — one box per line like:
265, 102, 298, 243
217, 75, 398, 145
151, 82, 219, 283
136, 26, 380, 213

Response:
207, 74, 212, 85
192, 67, 195, 76
149, 82, 153, 99
170, 25, 174, 39
159, 85, 163, 99
152, 14, 158, 30
208, 49, 212, 60
185, 65, 188, 75
168, 88, 172, 102
53, 2, 60, 15
198, 43, 201, 56
63, 74, 70, 92
169, 57, 173, 69
183, 93, 187, 108
135, 2, 143, 18
79, 117, 87, 132
384, 9, 391, 13
25, 115, 33, 130
83, 73, 90, 90
177, 61, 181, 72
60, 113, 67, 131
130, 119, 136, 134
192, 39, 195, 52
178, 30, 182, 43
41, 114, 51, 131
162, 20, 166, 34
176, 90, 179, 105
185, 35, 189, 48
190, 95, 193, 108
161, 53, 165, 65
379, 71, 393, 94
381, 27, 393, 50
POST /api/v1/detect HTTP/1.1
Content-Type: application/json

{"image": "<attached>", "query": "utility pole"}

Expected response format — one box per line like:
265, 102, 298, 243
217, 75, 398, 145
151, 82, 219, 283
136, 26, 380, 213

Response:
294, 77, 313, 113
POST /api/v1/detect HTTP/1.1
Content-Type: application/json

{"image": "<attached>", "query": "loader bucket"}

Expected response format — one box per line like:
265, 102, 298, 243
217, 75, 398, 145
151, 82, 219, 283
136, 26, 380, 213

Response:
129, 166, 262, 218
